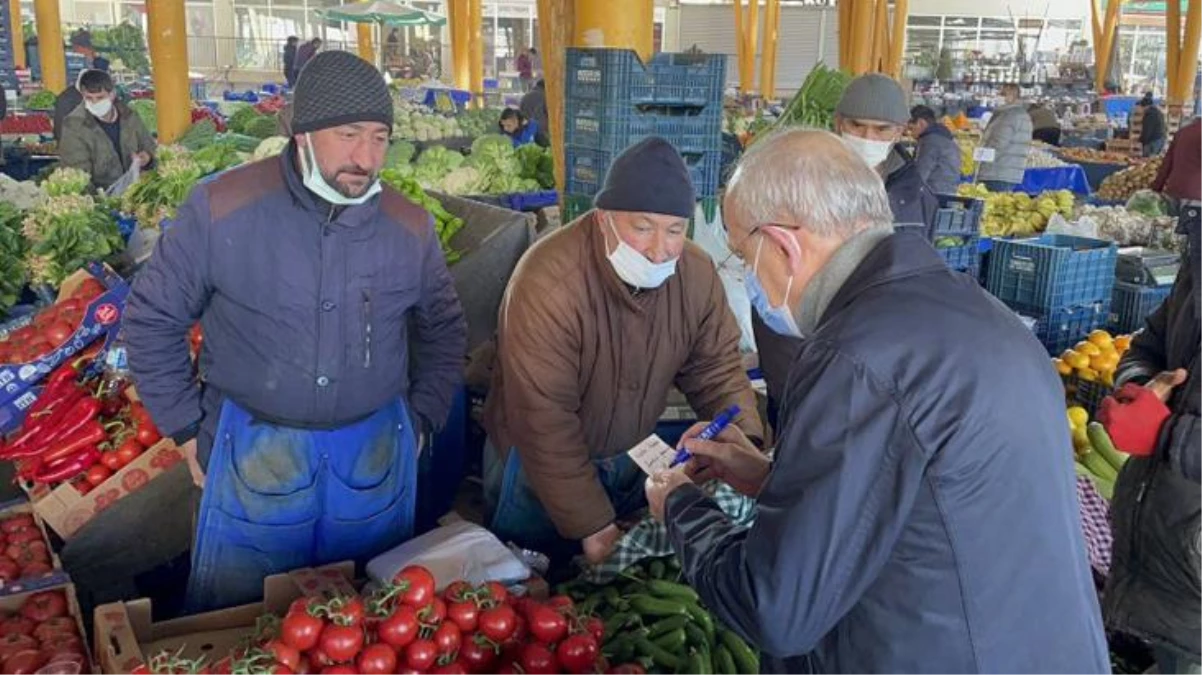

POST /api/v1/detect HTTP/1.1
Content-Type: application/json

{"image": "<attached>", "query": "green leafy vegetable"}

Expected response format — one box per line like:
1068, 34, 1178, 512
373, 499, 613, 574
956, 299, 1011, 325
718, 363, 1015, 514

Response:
380, 168, 464, 263
228, 107, 264, 135
25, 90, 56, 110
179, 119, 218, 152
775, 63, 851, 131
22, 193, 122, 287
244, 115, 280, 140
129, 99, 158, 133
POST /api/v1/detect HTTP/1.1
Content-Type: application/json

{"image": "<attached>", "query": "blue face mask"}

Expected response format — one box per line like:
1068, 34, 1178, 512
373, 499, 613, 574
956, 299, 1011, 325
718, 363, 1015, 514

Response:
745, 237, 802, 338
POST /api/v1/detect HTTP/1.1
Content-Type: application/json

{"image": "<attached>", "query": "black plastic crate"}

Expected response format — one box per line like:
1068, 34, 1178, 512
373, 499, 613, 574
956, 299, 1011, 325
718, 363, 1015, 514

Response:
937, 236, 981, 277
566, 48, 726, 107
1114, 247, 1180, 287
1066, 376, 1111, 418
933, 194, 985, 238
1110, 282, 1172, 334
986, 235, 1118, 314
1027, 302, 1112, 355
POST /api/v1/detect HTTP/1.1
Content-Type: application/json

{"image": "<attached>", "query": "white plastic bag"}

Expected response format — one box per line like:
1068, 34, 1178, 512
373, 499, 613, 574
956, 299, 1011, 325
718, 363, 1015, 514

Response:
105, 161, 141, 198
366, 521, 530, 591
691, 204, 757, 353
1046, 213, 1099, 239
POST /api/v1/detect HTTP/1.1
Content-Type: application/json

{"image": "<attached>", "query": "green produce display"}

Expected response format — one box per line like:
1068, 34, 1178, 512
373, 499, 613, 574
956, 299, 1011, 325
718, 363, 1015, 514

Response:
23, 170, 123, 287
190, 142, 242, 176
244, 115, 280, 140
121, 146, 203, 227
556, 556, 760, 674
128, 99, 157, 133
516, 143, 556, 190
0, 202, 28, 311
25, 90, 56, 110
455, 107, 502, 138
91, 22, 151, 75
179, 119, 217, 152
228, 106, 263, 135
380, 168, 464, 263
775, 63, 851, 131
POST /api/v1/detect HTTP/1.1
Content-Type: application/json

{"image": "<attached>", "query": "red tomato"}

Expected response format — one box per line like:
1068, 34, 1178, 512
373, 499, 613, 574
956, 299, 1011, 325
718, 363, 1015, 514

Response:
457, 634, 498, 674
526, 604, 568, 645
38, 634, 84, 659
418, 598, 446, 626
306, 646, 333, 669
287, 597, 319, 617
478, 604, 518, 643
519, 643, 558, 675
404, 639, 438, 672
606, 665, 647, 674
447, 600, 479, 632
327, 595, 365, 627
0, 617, 34, 637
265, 640, 300, 671
32, 617, 77, 642
0, 558, 20, 582
431, 662, 469, 675
433, 621, 461, 656
355, 643, 397, 675
19, 590, 66, 622
279, 610, 324, 652
72, 278, 105, 302
442, 580, 473, 603
5, 529, 40, 545
394, 565, 436, 608
18, 562, 52, 578
293, 655, 311, 675
135, 422, 162, 448
2, 648, 46, 674
85, 464, 114, 487
319, 666, 357, 675
317, 624, 362, 663
508, 614, 527, 645
584, 616, 605, 644
43, 322, 73, 346
478, 581, 508, 606
0, 517, 34, 534
556, 634, 600, 674
377, 604, 419, 649
545, 595, 575, 614
100, 453, 125, 471
115, 439, 145, 467
0, 633, 37, 660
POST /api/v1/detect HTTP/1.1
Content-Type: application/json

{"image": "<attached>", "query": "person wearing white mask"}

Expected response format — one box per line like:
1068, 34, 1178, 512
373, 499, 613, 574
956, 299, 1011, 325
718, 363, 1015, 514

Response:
58, 69, 155, 191
483, 137, 763, 567
123, 52, 466, 612
644, 128, 1109, 673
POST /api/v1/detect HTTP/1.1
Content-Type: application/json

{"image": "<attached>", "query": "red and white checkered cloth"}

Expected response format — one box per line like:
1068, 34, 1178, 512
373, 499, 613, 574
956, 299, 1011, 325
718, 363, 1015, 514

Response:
1076, 476, 1113, 576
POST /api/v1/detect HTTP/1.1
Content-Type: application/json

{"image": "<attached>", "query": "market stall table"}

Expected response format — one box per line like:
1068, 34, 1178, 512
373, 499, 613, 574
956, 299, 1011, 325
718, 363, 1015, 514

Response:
1073, 160, 1129, 192
1018, 165, 1092, 196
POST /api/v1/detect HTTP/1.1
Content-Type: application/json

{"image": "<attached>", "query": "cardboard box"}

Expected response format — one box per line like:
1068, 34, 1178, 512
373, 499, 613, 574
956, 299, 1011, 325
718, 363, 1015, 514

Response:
23, 439, 185, 540
94, 564, 355, 675
0, 571, 93, 673
0, 498, 63, 594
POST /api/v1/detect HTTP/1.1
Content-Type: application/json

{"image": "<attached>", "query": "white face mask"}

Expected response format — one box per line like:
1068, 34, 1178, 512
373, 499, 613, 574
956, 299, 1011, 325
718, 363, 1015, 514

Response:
604, 215, 679, 289
297, 133, 381, 206
841, 133, 893, 168
85, 97, 113, 119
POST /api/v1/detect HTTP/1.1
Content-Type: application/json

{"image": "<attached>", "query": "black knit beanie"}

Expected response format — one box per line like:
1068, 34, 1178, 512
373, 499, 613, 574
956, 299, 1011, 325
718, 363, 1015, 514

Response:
594, 137, 695, 219
291, 51, 393, 135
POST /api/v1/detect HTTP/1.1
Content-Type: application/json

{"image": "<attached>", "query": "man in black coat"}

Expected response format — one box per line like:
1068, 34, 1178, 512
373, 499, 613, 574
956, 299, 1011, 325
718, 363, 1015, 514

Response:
283, 36, 299, 87
1138, 92, 1167, 157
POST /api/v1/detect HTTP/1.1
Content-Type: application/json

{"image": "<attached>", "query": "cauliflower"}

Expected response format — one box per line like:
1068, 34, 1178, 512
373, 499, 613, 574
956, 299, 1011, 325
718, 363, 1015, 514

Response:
252, 137, 290, 161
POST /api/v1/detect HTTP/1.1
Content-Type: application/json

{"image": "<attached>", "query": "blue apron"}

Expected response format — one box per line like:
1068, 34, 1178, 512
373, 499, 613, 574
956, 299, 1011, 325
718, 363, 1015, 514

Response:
186, 398, 418, 612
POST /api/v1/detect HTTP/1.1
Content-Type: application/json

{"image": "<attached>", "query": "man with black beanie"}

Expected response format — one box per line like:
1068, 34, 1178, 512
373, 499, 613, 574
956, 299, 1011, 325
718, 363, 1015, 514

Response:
482, 137, 763, 567
124, 51, 466, 611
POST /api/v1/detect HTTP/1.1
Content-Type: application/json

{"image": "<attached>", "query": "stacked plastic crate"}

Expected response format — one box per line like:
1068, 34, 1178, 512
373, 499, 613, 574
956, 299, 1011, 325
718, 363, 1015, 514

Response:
1109, 247, 1179, 334
561, 48, 726, 223
985, 234, 1118, 355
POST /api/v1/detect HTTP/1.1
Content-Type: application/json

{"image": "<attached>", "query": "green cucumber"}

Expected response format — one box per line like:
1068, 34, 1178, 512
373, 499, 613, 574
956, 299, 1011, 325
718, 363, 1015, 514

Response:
1087, 422, 1128, 472
713, 645, 738, 674
629, 595, 690, 618
684, 603, 716, 644
683, 622, 710, 648
652, 628, 688, 653
647, 615, 690, 638
720, 630, 759, 674
635, 637, 684, 671
647, 579, 701, 603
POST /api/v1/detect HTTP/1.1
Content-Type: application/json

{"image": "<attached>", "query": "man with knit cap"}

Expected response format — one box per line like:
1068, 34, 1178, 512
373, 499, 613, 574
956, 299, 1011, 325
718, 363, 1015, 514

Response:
483, 137, 763, 566
125, 51, 466, 611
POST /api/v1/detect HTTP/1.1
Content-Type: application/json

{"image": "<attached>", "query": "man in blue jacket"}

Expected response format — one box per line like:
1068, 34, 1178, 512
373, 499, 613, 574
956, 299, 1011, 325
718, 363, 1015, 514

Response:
124, 51, 467, 611
646, 128, 1109, 673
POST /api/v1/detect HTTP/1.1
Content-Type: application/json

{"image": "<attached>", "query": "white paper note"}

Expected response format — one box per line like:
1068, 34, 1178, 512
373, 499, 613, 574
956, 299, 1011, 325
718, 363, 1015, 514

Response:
627, 434, 677, 475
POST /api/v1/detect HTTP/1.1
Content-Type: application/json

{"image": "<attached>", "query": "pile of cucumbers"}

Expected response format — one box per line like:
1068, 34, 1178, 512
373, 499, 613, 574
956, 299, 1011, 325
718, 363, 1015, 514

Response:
554, 557, 759, 674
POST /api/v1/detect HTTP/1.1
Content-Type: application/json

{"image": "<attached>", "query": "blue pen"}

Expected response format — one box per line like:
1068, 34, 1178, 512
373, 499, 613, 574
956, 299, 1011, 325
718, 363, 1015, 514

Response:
671, 405, 741, 467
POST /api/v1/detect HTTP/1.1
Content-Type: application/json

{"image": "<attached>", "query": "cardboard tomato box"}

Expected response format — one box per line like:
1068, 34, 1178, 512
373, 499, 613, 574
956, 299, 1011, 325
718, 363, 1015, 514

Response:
0, 570, 93, 673
93, 563, 355, 674
0, 264, 129, 432
21, 438, 185, 540
0, 498, 63, 594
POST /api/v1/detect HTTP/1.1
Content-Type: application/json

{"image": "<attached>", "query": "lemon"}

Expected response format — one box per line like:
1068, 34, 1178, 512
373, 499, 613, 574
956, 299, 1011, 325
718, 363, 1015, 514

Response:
1066, 351, 1091, 370
1072, 425, 1091, 451
1053, 358, 1072, 376
1076, 341, 1102, 357
1067, 406, 1089, 429
1077, 367, 1099, 382
1088, 330, 1113, 347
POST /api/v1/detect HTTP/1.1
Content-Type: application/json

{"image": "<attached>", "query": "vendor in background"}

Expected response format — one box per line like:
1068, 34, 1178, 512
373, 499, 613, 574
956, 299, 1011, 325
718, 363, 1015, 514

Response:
754, 74, 936, 432
58, 69, 155, 192
645, 128, 1109, 673
123, 51, 467, 612
519, 80, 549, 141
1028, 102, 1061, 146
977, 83, 1033, 192
499, 108, 547, 147
1099, 117, 1200, 674
483, 137, 763, 568
1137, 92, 1167, 157
908, 104, 961, 195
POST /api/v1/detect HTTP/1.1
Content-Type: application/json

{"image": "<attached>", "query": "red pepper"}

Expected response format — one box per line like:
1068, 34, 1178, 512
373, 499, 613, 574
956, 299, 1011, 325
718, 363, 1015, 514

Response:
33, 447, 100, 484
36, 420, 106, 467
0, 389, 86, 459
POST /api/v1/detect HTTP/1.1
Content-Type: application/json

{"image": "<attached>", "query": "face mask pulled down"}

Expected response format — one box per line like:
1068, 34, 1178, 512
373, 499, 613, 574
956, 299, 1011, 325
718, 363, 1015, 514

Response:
841, 133, 893, 168
604, 215, 678, 289
745, 236, 803, 338
298, 133, 381, 206
85, 98, 113, 119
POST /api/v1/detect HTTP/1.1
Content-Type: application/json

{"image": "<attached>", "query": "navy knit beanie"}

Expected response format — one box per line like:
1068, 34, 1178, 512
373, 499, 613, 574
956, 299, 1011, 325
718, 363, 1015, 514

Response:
594, 137, 695, 219
292, 51, 393, 135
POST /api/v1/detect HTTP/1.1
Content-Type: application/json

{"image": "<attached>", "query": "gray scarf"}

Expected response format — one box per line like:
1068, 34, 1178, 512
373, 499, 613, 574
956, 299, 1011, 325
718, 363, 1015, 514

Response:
795, 224, 894, 334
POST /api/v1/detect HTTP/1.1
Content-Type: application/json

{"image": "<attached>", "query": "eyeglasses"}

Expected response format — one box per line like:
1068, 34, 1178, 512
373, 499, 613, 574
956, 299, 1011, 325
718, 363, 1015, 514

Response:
715, 222, 802, 272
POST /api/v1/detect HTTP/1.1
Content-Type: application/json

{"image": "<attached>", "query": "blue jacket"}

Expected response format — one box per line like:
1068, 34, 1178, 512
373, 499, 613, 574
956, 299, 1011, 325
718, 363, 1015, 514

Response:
124, 144, 467, 463
914, 122, 963, 195
667, 233, 1109, 673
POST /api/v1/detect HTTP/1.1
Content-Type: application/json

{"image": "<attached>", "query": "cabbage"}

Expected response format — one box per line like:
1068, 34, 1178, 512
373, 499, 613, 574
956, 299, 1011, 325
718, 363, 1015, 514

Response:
1125, 190, 1166, 218
252, 136, 290, 161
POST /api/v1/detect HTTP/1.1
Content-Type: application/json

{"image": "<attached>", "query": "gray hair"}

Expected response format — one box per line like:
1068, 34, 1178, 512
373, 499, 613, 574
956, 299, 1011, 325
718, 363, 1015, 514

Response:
725, 127, 893, 238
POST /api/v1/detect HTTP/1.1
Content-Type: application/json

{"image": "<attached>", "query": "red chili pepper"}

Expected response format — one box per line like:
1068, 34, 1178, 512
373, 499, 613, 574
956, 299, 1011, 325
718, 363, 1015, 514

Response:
36, 420, 106, 467
0, 389, 86, 459
33, 447, 100, 484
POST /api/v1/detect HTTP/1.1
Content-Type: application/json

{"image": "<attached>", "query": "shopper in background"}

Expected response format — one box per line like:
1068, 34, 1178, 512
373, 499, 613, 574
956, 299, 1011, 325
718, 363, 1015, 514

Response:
59, 69, 155, 192
645, 127, 1109, 673
1028, 101, 1062, 146
294, 37, 321, 77
498, 107, 547, 147
977, 83, 1033, 192
908, 104, 961, 195
519, 79, 548, 140
123, 51, 466, 612
1138, 92, 1167, 157
1099, 118, 1200, 674
516, 48, 534, 92
483, 137, 763, 569
754, 73, 937, 432
282, 36, 299, 87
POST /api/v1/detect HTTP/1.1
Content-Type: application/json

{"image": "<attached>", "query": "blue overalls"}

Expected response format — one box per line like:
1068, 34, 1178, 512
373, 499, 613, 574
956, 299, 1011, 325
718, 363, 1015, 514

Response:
185, 398, 418, 612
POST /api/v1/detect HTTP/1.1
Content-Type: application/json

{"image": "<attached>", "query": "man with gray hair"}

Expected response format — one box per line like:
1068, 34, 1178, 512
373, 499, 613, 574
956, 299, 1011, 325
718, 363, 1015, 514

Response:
645, 128, 1109, 672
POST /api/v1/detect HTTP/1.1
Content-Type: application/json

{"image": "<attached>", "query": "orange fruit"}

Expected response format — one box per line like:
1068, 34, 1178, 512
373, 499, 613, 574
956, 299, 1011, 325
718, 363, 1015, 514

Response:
1065, 351, 1090, 370
1075, 341, 1102, 357
1114, 335, 1132, 351
1088, 330, 1113, 347
1077, 367, 1099, 382
1053, 358, 1072, 376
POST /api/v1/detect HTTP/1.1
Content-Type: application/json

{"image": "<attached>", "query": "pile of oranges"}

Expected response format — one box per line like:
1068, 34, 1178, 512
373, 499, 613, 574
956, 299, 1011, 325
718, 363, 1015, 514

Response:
1053, 330, 1132, 386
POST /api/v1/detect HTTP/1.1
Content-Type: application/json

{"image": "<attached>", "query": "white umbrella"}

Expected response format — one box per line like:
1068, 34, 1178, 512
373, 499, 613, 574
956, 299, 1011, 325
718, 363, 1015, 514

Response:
316, 1, 447, 27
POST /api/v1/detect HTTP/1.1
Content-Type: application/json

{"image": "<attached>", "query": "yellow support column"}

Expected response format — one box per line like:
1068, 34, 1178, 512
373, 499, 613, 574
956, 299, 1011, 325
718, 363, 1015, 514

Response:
870, 0, 890, 73
147, 0, 190, 143
1167, 0, 1181, 99
848, 0, 876, 75
1176, 0, 1201, 104
447, 0, 470, 91
838, 0, 852, 70
888, 0, 909, 79
33, 0, 64, 93
745, 0, 759, 94
537, 0, 573, 194
760, 0, 780, 99
10, 0, 23, 70
468, 0, 484, 106
733, 0, 746, 93
358, 23, 375, 64
1095, 0, 1121, 93
574, 0, 654, 62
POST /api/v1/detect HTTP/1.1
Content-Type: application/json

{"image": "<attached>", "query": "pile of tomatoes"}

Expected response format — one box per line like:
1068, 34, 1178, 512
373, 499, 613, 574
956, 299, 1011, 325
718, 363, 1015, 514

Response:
135, 565, 640, 675
0, 276, 107, 366
0, 589, 88, 674
0, 513, 54, 583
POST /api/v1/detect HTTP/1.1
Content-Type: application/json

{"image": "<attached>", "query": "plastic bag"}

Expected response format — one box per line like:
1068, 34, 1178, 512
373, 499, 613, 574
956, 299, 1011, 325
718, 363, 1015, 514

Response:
366, 521, 531, 591
1046, 212, 1099, 239
1125, 189, 1167, 218
104, 161, 141, 198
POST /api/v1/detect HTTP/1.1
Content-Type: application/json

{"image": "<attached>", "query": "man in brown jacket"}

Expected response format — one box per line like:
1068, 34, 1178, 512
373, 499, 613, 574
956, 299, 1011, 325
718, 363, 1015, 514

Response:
483, 137, 763, 566
59, 69, 156, 192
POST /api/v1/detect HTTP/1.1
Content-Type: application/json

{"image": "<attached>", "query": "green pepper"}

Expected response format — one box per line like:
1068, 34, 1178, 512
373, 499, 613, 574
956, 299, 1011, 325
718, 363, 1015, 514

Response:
629, 595, 690, 618
647, 579, 701, 603
652, 628, 688, 653
713, 645, 737, 675
719, 630, 759, 674
635, 638, 684, 671
684, 603, 716, 644
646, 615, 690, 638
683, 622, 710, 649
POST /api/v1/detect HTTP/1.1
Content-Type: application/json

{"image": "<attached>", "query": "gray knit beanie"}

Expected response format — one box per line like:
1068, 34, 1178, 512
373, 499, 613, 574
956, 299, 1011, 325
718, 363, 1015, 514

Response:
594, 137, 695, 219
835, 73, 909, 125
292, 51, 393, 135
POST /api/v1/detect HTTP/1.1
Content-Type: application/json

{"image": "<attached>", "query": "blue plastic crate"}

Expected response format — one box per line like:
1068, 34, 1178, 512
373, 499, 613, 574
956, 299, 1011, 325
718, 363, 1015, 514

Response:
566, 48, 725, 107
500, 190, 559, 212
937, 236, 981, 276
564, 100, 658, 152
986, 235, 1118, 314
1110, 282, 1172, 334
933, 195, 984, 237
566, 147, 723, 198
1029, 302, 1112, 355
